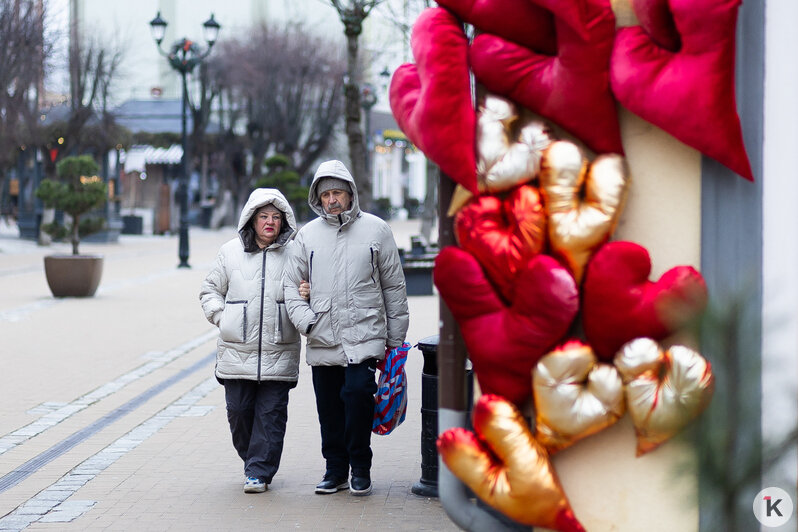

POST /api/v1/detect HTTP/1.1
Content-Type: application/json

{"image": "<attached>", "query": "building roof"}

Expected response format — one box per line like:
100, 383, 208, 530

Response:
114, 99, 221, 134
122, 144, 183, 173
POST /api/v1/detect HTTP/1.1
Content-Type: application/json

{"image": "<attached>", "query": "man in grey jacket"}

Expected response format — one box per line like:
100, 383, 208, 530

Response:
285, 160, 409, 496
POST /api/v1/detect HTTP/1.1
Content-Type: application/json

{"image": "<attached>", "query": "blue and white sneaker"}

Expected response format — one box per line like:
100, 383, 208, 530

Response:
244, 476, 267, 493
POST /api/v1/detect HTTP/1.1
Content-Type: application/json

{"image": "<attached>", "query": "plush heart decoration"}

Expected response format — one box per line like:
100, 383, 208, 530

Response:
533, 339, 625, 453
435, 0, 557, 55
477, 94, 553, 193
434, 247, 579, 406
632, 0, 680, 51
582, 241, 709, 361
539, 140, 629, 284
437, 394, 585, 531
389, 7, 478, 194
469, 0, 623, 155
610, 0, 753, 180
614, 338, 714, 456
454, 184, 547, 303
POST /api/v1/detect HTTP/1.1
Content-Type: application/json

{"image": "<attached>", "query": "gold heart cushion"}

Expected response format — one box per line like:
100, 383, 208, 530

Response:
615, 337, 715, 456
534, 340, 625, 453
437, 394, 585, 531
540, 140, 629, 283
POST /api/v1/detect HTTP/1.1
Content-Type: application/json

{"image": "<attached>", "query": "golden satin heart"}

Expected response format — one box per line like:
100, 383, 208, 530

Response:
539, 140, 629, 283
477, 94, 553, 193
437, 394, 585, 531
614, 337, 715, 456
534, 340, 625, 453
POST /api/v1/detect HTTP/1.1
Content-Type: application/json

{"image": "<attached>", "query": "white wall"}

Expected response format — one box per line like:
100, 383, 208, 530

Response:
762, 0, 798, 515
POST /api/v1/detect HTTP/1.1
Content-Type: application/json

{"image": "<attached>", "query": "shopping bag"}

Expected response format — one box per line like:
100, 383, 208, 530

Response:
373, 342, 411, 435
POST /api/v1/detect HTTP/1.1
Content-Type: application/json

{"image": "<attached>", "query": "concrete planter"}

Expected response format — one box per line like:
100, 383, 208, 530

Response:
43, 255, 104, 298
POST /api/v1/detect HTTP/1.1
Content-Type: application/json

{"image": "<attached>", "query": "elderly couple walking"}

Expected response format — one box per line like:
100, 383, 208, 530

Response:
199, 160, 409, 497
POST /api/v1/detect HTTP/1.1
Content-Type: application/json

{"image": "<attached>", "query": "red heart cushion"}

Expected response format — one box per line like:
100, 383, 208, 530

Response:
610, 0, 753, 180
582, 241, 708, 360
469, 0, 623, 155
454, 185, 547, 303
434, 247, 579, 405
389, 8, 478, 194
632, 0, 680, 51
435, 0, 557, 55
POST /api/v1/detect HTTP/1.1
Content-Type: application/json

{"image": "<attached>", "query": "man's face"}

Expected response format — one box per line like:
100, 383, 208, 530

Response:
253, 205, 282, 247
321, 189, 351, 215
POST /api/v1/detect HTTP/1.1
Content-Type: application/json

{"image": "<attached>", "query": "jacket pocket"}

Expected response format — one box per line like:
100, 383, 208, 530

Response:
219, 300, 248, 343
274, 302, 299, 344
351, 291, 386, 343
306, 296, 336, 347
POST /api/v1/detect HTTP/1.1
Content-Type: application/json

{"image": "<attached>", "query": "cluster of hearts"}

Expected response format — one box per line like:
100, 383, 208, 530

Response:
386, 0, 746, 530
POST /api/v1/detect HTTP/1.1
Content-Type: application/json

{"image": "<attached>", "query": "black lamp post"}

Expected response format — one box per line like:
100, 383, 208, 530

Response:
360, 82, 378, 177
149, 11, 221, 268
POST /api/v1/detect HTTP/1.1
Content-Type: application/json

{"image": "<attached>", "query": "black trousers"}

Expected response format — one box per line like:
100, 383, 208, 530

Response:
311, 359, 377, 478
223, 379, 294, 483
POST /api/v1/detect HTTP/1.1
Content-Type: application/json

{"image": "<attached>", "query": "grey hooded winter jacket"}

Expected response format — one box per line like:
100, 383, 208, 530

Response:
284, 160, 409, 366
200, 188, 300, 381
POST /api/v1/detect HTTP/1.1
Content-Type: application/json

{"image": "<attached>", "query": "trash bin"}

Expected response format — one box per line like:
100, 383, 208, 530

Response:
411, 335, 473, 498
121, 215, 143, 235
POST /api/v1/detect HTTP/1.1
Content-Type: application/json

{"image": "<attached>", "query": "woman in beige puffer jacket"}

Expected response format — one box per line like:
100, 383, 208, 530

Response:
200, 188, 300, 494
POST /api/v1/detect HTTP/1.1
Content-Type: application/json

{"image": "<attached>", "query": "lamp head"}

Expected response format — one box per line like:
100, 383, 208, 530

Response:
149, 11, 167, 45
203, 14, 221, 46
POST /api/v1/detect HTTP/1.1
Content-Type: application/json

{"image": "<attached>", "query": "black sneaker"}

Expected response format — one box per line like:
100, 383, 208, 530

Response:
315, 474, 349, 494
350, 472, 372, 496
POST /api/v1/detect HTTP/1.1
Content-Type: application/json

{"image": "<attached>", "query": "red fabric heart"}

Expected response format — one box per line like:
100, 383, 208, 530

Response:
610, 0, 753, 180
434, 247, 579, 405
454, 185, 547, 303
632, 0, 680, 51
582, 241, 708, 361
435, 0, 557, 55
389, 8, 478, 194
469, 0, 623, 155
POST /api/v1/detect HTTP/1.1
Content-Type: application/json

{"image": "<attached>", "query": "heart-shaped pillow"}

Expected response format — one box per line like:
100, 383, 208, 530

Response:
610, 0, 753, 180
455, 185, 547, 303
539, 141, 630, 284
389, 8, 478, 194
533, 339, 625, 453
438, 394, 585, 531
582, 241, 709, 360
469, 0, 623, 155
632, 0, 680, 51
434, 247, 579, 405
614, 338, 715, 456
477, 94, 553, 193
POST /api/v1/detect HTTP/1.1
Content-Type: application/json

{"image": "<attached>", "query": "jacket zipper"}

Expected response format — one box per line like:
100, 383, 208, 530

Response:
257, 248, 267, 382
370, 247, 376, 283
309, 250, 314, 283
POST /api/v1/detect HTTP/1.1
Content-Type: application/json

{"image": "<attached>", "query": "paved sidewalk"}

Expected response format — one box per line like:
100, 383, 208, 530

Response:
0, 219, 458, 531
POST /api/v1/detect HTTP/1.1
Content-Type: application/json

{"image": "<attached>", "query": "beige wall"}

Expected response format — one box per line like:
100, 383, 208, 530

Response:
551, 111, 702, 531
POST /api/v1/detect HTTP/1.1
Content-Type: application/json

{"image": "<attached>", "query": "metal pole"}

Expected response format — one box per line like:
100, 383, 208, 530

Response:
178, 69, 190, 268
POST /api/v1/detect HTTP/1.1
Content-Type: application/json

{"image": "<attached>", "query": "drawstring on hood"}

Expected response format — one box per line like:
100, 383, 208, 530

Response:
308, 160, 361, 227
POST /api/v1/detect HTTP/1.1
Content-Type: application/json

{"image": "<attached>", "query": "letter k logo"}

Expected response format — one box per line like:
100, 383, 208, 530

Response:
765, 496, 783, 517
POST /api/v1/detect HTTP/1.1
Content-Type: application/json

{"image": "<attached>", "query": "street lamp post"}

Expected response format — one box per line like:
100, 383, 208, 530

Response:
149, 11, 221, 268
360, 82, 377, 178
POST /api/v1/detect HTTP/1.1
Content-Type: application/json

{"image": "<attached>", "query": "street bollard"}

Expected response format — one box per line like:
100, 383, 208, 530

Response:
412, 335, 472, 498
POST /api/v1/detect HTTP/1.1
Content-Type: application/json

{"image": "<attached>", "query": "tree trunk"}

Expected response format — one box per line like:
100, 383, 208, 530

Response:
71, 214, 80, 255
344, 31, 372, 212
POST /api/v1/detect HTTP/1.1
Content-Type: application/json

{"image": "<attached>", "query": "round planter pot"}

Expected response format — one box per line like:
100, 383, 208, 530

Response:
43, 255, 104, 298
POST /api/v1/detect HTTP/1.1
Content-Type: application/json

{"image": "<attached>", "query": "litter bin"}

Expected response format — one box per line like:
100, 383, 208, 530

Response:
411, 335, 472, 498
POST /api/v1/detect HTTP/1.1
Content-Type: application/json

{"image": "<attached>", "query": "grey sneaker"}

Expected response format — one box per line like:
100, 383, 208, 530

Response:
244, 476, 267, 493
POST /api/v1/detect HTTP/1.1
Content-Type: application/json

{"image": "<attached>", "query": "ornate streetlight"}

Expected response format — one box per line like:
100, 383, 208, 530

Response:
149, 11, 221, 268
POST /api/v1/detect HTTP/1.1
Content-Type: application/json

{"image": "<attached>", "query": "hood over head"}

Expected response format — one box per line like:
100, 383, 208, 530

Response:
309, 160, 360, 226
238, 188, 297, 252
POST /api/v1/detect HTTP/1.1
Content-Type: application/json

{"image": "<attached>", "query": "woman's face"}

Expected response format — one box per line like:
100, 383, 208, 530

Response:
253, 205, 282, 248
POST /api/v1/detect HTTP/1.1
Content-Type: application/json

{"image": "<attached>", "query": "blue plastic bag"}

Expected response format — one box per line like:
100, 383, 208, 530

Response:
373, 342, 411, 435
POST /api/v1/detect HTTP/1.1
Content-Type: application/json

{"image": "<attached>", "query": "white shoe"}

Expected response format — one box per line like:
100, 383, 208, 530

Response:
244, 476, 267, 493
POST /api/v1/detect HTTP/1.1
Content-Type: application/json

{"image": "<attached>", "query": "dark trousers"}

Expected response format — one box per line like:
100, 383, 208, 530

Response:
223, 379, 294, 483
311, 359, 377, 478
